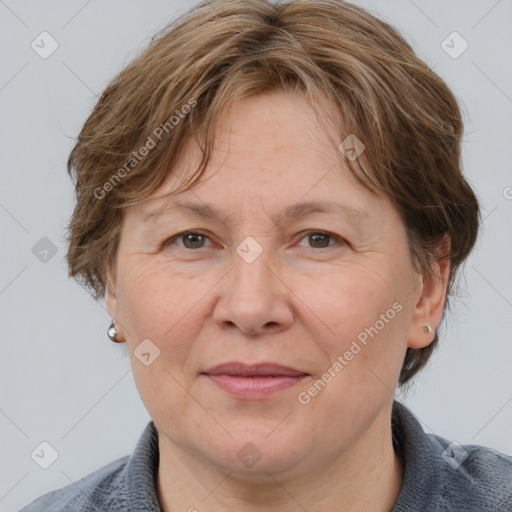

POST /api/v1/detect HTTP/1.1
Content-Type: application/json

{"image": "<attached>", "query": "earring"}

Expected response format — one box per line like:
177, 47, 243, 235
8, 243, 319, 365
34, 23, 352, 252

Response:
422, 324, 433, 334
108, 320, 124, 343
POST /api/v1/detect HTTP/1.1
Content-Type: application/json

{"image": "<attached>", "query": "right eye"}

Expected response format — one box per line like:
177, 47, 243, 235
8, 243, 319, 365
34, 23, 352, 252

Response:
163, 231, 213, 250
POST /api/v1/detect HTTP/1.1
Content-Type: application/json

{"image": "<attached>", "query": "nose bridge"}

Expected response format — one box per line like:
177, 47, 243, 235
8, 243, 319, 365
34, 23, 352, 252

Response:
233, 237, 273, 293
231, 234, 276, 307
230, 203, 278, 295
213, 234, 293, 334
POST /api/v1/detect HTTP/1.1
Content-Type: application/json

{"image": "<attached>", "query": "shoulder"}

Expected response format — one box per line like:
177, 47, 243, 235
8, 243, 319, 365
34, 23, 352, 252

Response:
392, 401, 512, 511
19, 420, 159, 512
18, 455, 130, 512
427, 432, 512, 511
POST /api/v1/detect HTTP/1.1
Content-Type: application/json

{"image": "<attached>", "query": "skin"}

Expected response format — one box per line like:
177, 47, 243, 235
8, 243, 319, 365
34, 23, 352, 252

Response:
106, 89, 450, 512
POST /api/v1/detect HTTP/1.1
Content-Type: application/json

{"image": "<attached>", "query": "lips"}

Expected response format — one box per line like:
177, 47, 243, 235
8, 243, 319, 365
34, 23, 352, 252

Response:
203, 362, 309, 377
202, 362, 310, 400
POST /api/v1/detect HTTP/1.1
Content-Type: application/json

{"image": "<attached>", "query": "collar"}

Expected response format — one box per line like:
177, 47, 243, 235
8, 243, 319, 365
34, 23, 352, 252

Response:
123, 400, 443, 511
391, 400, 444, 511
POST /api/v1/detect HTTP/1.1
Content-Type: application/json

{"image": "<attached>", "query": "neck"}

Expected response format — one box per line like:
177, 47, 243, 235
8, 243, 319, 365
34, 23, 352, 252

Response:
156, 405, 403, 512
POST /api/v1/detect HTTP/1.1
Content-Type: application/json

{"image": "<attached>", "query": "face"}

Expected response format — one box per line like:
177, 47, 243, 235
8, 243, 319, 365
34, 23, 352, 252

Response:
106, 89, 442, 479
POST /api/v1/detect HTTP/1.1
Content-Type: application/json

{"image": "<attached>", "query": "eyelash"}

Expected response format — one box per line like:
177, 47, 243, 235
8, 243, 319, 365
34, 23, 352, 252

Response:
163, 230, 344, 251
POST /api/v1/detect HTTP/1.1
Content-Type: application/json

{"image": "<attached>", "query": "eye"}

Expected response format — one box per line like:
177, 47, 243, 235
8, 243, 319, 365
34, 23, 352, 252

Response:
165, 231, 212, 250
163, 230, 343, 251
164, 231, 341, 249
297, 231, 341, 249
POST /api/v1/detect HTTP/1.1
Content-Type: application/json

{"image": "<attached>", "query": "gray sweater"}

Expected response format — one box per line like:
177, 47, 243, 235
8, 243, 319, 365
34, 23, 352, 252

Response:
19, 401, 512, 511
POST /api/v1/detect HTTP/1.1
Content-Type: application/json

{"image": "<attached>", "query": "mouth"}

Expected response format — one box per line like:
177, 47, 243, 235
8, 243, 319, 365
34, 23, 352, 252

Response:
201, 362, 310, 400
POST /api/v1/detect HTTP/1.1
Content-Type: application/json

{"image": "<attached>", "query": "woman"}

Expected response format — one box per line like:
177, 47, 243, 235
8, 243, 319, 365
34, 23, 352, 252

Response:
20, 0, 512, 510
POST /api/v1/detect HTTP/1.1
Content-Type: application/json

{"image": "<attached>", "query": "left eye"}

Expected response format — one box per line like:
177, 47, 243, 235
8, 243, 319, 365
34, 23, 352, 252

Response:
298, 231, 339, 249
164, 230, 341, 250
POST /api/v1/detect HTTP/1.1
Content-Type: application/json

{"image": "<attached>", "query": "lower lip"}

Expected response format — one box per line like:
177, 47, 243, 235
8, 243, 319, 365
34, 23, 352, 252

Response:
205, 374, 309, 399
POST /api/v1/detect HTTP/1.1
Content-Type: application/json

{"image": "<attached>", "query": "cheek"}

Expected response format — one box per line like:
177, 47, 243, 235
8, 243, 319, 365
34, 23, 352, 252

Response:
298, 264, 409, 377
117, 262, 208, 430
116, 258, 210, 341
301, 264, 400, 333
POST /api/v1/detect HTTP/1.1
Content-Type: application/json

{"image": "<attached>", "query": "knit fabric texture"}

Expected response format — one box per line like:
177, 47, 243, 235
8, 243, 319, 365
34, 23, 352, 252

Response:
19, 400, 512, 511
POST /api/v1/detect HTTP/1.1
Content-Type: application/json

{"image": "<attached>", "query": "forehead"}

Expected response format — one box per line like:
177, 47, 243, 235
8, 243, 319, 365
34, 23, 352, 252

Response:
141, 198, 373, 228
134, 90, 382, 223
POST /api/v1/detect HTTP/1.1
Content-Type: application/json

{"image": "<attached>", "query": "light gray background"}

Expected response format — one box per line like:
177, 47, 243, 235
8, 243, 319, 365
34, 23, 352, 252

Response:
1, 0, 511, 510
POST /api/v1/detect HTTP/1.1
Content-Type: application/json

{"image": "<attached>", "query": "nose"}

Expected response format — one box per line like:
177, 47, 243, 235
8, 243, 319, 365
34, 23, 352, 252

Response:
212, 245, 294, 336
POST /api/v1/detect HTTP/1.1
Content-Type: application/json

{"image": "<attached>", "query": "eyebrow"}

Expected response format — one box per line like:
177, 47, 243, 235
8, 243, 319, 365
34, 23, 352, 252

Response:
141, 200, 371, 226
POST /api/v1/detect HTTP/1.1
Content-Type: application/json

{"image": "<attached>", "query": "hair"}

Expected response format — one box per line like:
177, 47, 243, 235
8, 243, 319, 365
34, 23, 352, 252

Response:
65, 0, 480, 387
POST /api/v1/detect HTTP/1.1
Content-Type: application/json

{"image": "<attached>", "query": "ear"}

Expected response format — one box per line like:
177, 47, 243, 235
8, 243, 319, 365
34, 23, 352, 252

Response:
105, 260, 128, 343
407, 235, 451, 349
105, 263, 120, 323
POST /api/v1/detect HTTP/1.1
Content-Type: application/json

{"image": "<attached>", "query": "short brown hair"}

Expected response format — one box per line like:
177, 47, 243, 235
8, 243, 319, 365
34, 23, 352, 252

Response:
65, 0, 480, 387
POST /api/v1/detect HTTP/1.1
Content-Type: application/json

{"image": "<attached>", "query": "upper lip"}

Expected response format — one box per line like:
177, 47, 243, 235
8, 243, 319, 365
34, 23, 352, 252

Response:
203, 362, 309, 377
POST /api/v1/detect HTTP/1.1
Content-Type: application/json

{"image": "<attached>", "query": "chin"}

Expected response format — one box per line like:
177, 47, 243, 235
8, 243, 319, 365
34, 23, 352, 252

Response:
198, 432, 312, 479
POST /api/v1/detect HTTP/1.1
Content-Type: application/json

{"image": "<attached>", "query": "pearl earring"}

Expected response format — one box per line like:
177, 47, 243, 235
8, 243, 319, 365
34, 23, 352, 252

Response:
107, 320, 124, 342
422, 324, 433, 334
